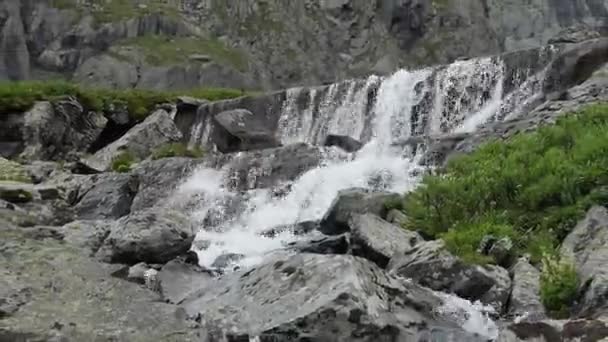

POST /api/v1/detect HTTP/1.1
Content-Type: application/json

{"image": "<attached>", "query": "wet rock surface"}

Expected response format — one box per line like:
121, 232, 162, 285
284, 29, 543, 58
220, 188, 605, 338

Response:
388, 240, 511, 313
320, 188, 400, 235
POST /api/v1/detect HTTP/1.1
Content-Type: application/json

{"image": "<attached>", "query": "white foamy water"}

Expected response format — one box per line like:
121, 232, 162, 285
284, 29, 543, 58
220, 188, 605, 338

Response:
436, 293, 499, 340
172, 57, 547, 340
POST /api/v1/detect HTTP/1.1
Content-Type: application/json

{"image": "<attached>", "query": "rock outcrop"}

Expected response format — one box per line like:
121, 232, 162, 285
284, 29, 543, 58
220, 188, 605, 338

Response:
560, 206, 608, 318
1, 0, 607, 90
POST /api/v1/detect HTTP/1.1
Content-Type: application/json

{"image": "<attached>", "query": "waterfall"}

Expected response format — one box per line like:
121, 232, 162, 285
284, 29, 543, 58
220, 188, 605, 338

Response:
172, 53, 547, 340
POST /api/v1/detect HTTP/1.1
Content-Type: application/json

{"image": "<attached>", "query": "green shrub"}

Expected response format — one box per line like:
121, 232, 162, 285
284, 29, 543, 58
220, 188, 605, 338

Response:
384, 196, 406, 212
441, 217, 516, 264
0, 81, 246, 120
402, 104, 608, 263
540, 254, 579, 317
152, 143, 204, 160
111, 151, 137, 173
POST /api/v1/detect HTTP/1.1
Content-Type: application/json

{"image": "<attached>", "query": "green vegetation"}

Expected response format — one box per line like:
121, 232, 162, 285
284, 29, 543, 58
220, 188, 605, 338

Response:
540, 254, 579, 317
0, 157, 31, 183
401, 104, 608, 264
116, 35, 248, 71
111, 150, 137, 173
0, 81, 245, 120
51, 0, 180, 23
152, 143, 204, 160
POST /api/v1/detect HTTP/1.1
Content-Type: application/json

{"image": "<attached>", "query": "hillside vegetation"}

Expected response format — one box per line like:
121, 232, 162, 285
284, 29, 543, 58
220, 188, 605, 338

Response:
398, 104, 608, 264
0, 81, 245, 120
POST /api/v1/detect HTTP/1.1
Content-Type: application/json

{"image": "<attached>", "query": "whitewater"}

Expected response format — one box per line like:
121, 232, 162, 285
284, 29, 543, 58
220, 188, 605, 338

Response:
168, 55, 552, 340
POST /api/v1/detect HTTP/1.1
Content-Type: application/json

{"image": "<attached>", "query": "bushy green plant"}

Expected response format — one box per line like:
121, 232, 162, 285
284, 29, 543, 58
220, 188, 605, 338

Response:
111, 151, 137, 173
0, 81, 246, 120
402, 104, 608, 263
540, 254, 579, 317
441, 217, 516, 264
152, 143, 204, 160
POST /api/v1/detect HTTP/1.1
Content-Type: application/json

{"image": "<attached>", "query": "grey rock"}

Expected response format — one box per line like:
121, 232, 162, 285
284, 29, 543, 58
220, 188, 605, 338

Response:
348, 214, 422, 268
127, 262, 152, 283
261, 220, 320, 238
386, 209, 408, 225
0, 222, 198, 341
324, 134, 363, 153
508, 257, 546, 320
210, 253, 245, 269
83, 109, 182, 172
0, 2, 30, 80
560, 206, 608, 318
543, 38, 608, 97
478, 235, 516, 267
131, 157, 205, 212
60, 220, 114, 256
319, 188, 401, 235
388, 240, 511, 313
73, 54, 139, 89
548, 25, 602, 44
497, 319, 608, 342
0, 181, 33, 203
213, 108, 280, 152
23, 161, 61, 184
73, 172, 139, 220
158, 259, 214, 304
226, 143, 323, 191
19, 99, 107, 161
287, 232, 350, 255
96, 208, 195, 265
181, 253, 485, 341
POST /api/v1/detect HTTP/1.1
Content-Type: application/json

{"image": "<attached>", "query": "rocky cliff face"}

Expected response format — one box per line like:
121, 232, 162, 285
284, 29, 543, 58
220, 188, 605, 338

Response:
1, 0, 607, 90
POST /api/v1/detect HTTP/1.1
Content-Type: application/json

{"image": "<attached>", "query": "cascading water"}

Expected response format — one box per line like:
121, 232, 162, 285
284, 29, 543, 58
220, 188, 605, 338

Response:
172, 55, 548, 340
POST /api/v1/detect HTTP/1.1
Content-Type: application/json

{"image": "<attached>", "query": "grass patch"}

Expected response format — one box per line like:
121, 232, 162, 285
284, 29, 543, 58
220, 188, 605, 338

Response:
540, 254, 579, 317
152, 143, 204, 160
0, 81, 246, 120
0, 157, 30, 183
116, 35, 248, 71
111, 150, 137, 173
402, 104, 608, 263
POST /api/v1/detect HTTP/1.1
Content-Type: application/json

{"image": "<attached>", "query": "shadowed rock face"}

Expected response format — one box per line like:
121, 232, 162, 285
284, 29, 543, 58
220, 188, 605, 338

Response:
1, 0, 606, 90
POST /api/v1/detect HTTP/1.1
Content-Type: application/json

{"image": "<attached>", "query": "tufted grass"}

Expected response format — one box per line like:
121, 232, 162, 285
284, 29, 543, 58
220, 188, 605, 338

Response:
399, 103, 608, 264
0, 81, 245, 120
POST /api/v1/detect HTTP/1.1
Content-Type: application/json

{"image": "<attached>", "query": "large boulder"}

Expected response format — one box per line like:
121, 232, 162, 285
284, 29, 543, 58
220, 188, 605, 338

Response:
508, 257, 546, 320
348, 214, 422, 268
388, 240, 511, 314
181, 253, 487, 341
225, 143, 324, 191
73, 173, 139, 220
324, 134, 363, 153
158, 259, 214, 304
213, 108, 280, 152
60, 220, 115, 256
131, 157, 206, 212
543, 38, 608, 97
96, 209, 195, 265
560, 206, 608, 318
20, 99, 108, 161
497, 319, 608, 342
319, 188, 401, 235
83, 109, 182, 172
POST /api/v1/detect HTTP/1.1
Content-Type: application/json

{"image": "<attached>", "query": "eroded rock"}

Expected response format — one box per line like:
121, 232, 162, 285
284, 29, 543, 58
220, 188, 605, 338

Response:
83, 109, 182, 172
560, 206, 608, 318
349, 214, 422, 268
319, 188, 400, 235
96, 209, 195, 265
181, 253, 486, 341
388, 240, 511, 313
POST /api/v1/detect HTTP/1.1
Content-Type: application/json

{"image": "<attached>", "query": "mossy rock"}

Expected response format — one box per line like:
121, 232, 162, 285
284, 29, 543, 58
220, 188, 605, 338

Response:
0, 182, 34, 204
0, 157, 31, 183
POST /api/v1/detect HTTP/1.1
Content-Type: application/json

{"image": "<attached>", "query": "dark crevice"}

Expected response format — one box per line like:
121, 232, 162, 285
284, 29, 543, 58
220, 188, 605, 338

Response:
88, 119, 134, 153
